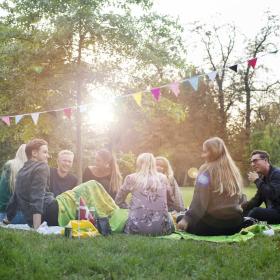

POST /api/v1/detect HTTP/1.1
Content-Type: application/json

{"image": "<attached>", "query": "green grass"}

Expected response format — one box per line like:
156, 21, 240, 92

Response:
0, 186, 278, 280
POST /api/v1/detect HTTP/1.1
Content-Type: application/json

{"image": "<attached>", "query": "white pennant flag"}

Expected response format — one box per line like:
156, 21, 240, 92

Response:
31, 113, 40, 125
15, 115, 24, 124
207, 71, 217, 81
188, 76, 199, 91
79, 105, 87, 112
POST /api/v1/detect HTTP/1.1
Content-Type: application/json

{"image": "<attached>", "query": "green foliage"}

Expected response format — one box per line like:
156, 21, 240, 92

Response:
117, 151, 136, 177
250, 124, 280, 166
0, 0, 187, 173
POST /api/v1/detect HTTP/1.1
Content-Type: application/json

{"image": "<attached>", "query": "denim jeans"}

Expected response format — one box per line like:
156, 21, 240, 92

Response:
0, 211, 27, 224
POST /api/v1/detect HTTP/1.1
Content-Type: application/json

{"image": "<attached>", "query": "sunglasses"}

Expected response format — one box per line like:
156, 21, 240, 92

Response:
250, 158, 265, 164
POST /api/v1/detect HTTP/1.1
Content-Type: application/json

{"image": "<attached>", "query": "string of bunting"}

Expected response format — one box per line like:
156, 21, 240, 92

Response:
0, 50, 278, 127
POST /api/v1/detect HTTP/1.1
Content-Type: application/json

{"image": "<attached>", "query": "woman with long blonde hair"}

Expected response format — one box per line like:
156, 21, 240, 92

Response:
0, 144, 27, 223
177, 137, 245, 236
115, 153, 174, 235
156, 156, 184, 212
82, 149, 122, 199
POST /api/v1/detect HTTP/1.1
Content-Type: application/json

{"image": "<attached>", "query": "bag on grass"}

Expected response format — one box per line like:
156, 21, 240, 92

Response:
62, 220, 100, 238
95, 217, 112, 236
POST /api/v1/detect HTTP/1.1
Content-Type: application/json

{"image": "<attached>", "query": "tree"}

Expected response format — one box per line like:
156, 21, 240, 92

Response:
241, 11, 280, 143
0, 0, 187, 179
191, 22, 239, 141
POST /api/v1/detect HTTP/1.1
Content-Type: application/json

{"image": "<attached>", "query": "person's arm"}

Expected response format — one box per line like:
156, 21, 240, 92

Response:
48, 168, 54, 194
115, 175, 133, 209
33, 213, 42, 230
170, 178, 185, 211
164, 177, 176, 210
255, 170, 280, 200
241, 188, 263, 213
73, 175, 78, 187
1, 164, 14, 222
5, 192, 18, 223
29, 163, 49, 228
184, 172, 210, 225
82, 167, 91, 183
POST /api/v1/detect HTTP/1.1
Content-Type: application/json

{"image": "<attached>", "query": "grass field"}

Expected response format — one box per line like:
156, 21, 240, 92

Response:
0, 186, 278, 280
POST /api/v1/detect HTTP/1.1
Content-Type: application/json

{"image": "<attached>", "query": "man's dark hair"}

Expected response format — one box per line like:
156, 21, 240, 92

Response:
25, 139, 48, 160
251, 150, 270, 163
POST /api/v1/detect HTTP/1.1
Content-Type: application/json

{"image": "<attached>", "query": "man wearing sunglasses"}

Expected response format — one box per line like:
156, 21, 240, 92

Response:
242, 150, 280, 224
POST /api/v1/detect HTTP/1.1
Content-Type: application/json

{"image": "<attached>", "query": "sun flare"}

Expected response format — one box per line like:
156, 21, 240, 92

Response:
86, 101, 115, 130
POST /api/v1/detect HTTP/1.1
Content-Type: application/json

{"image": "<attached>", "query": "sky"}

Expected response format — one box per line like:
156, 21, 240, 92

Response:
152, 0, 280, 78
153, 0, 280, 36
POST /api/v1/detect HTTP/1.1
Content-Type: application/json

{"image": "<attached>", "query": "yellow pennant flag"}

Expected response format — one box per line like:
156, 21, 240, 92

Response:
133, 92, 142, 107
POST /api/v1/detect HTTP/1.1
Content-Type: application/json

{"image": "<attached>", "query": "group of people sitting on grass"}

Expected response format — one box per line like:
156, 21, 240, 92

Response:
0, 137, 279, 236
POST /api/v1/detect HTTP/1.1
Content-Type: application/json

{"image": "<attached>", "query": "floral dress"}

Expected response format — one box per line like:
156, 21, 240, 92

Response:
115, 173, 174, 235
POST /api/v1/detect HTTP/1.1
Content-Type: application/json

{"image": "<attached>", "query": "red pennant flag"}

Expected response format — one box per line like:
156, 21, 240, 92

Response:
248, 58, 257, 69
151, 87, 161, 101
63, 108, 72, 119
79, 197, 95, 225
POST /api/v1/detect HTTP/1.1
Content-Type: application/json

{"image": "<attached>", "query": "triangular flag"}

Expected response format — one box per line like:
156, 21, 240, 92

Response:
64, 108, 72, 119
151, 87, 161, 101
79, 197, 95, 225
79, 105, 87, 113
169, 82, 180, 97
1, 116, 10, 126
248, 58, 257, 69
31, 112, 40, 125
133, 92, 142, 107
188, 76, 199, 91
229, 64, 238, 72
15, 115, 24, 124
207, 71, 217, 81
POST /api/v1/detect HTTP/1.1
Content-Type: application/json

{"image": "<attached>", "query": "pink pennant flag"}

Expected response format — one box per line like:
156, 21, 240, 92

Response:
64, 108, 72, 119
151, 87, 161, 101
31, 113, 40, 125
248, 58, 257, 69
1, 116, 10, 126
169, 82, 180, 97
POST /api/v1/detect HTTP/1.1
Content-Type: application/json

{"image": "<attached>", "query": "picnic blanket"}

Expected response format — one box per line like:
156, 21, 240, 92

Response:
157, 224, 280, 243
106, 208, 280, 242
0, 222, 63, 235
56, 180, 119, 227
3, 180, 280, 242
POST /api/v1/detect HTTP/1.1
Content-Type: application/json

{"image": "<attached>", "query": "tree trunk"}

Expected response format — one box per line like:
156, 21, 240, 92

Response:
76, 29, 84, 183
244, 67, 251, 146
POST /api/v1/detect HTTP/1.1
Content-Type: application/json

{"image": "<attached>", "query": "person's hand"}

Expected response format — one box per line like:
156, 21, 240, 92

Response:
177, 218, 188, 231
2, 218, 10, 225
248, 172, 259, 183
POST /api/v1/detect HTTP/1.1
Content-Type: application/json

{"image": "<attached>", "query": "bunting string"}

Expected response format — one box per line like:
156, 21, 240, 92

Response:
0, 50, 278, 126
